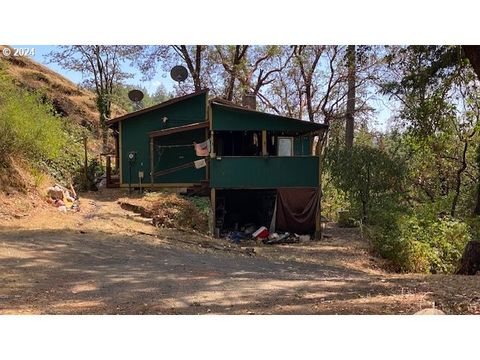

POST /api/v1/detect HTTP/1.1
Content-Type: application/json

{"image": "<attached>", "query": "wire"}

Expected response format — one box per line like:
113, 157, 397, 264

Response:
155, 144, 194, 149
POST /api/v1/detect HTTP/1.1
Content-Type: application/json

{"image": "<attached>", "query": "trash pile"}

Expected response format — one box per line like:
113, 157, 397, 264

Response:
46, 184, 79, 212
225, 224, 310, 245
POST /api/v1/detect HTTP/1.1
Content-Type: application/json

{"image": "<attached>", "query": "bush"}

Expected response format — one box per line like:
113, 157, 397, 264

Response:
367, 211, 471, 274
326, 145, 405, 222
0, 66, 85, 187
0, 70, 67, 165
73, 158, 105, 191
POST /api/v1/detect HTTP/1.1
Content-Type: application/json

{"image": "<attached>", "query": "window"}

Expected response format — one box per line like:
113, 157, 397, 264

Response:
277, 137, 293, 156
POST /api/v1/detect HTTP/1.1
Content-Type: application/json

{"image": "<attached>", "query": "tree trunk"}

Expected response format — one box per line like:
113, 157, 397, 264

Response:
451, 141, 468, 217
345, 45, 356, 148
457, 241, 480, 275
474, 144, 480, 215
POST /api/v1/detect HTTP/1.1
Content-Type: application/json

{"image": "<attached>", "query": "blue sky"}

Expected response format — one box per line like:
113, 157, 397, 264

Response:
15, 45, 394, 132
20, 45, 176, 94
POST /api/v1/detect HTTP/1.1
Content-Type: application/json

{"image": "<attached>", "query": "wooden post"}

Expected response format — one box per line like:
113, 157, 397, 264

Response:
211, 188, 216, 237
83, 136, 88, 187
106, 156, 111, 188
262, 130, 267, 155
315, 133, 323, 240
150, 137, 154, 188
205, 127, 210, 181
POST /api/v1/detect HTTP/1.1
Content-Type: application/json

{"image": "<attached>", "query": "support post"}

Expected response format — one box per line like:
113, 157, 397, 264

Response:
210, 188, 216, 237
315, 133, 323, 240
262, 129, 267, 155
205, 127, 210, 181
83, 136, 88, 188
150, 137, 154, 187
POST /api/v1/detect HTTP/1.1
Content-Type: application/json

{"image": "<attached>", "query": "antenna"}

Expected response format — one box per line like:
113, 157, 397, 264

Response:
170, 65, 189, 83
128, 89, 144, 111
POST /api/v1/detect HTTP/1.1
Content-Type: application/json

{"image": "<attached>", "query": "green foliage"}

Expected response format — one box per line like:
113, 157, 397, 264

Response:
73, 158, 105, 191
188, 196, 211, 217
0, 66, 85, 186
367, 206, 471, 274
112, 84, 171, 112
0, 69, 68, 166
326, 144, 405, 221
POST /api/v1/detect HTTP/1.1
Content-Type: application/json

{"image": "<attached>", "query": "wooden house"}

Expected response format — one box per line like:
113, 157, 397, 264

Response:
106, 89, 328, 237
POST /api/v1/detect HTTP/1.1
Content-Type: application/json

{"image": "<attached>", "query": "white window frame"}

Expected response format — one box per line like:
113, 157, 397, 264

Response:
277, 136, 294, 156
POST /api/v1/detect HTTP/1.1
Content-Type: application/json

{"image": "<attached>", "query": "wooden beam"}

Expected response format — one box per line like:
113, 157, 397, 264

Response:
262, 130, 267, 155
153, 162, 195, 177
315, 135, 323, 240
150, 137, 154, 187
211, 188, 216, 237
120, 183, 199, 188
148, 121, 208, 138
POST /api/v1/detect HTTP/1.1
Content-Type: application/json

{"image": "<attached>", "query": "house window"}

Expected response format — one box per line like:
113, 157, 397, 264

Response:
277, 137, 293, 156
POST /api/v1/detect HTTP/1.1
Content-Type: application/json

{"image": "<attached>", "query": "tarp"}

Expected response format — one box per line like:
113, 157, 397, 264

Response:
275, 188, 318, 234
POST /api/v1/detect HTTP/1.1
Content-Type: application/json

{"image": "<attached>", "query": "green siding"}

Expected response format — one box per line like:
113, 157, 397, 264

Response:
210, 156, 319, 188
294, 136, 311, 155
211, 104, 326, 133
121, 93, 207, 184
153, 129, 206, 183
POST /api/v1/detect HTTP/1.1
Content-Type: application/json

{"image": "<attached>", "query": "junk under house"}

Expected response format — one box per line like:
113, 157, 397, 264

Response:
106, 89, 328, 239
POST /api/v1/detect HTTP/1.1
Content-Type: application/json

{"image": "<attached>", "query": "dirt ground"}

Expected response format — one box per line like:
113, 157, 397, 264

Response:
0, 189, 479, 314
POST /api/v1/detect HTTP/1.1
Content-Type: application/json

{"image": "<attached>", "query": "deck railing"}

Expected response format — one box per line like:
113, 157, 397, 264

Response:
209, 156, 319, 188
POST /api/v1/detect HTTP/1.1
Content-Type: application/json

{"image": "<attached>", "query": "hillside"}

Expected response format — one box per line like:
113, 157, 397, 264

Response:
0, 45, 126, 129
0, 45, 127, 219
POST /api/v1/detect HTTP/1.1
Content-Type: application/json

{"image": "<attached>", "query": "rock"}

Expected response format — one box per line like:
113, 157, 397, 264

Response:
299, 235, 311, 242
47, 186, 64, 200
57, 206, 67, 213
414, 308, 445, 315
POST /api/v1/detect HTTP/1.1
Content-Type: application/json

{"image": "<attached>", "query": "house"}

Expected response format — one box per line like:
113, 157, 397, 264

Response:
106, 89, 328, 238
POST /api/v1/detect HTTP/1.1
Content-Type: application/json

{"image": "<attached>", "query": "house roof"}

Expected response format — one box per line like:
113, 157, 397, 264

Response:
107, 89, 328, 133
105, 89, 209, 126
210, 100, 328, 134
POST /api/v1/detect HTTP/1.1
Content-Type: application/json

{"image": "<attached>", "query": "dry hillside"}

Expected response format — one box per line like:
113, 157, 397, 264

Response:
0, 45, 126, 129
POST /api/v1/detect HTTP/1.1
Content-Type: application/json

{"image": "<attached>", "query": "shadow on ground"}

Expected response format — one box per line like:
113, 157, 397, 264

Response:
1, 227, 468, 314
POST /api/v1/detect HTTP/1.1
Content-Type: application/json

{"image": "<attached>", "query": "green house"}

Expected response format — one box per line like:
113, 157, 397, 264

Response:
107, 90, 328, 236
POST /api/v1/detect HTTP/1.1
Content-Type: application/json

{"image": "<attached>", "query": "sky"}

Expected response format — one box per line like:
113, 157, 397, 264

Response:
15, 45, 394, 132
20, 45, 176, 94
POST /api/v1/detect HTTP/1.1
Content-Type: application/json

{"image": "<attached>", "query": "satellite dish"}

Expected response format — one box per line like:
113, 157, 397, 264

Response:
170, 65, 188, 82
128, 89, 144, 102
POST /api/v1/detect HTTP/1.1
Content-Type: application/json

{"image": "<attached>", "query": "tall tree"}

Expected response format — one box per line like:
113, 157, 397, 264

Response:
47, 45, 142, 152
345, 45, 356, 148
138, 45, 214, 95
380, 45, 480, 217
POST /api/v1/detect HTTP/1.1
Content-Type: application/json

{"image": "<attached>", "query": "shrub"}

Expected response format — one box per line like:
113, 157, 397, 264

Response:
0, 66, 85, 186
326, 145, 405, 222
0, 71, 67, 165
367, 211, 471, 274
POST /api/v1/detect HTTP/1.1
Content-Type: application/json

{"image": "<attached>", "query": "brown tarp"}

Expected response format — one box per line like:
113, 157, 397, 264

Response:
275, 188, 318, 234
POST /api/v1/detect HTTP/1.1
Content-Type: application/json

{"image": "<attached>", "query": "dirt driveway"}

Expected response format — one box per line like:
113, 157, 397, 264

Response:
0, 190, 479, 314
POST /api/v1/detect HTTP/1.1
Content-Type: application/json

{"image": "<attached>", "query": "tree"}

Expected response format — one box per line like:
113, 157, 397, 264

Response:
345, 45, 356, 148
380, 45, 480, 217
326, 144, 405, 221
138, 45, 215, 95
47, 46, 142, 152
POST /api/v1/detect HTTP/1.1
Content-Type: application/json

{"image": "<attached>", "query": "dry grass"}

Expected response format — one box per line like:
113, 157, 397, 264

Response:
0, 45, 126, 129
0, 157, 53, 220
118, 192, 210, 234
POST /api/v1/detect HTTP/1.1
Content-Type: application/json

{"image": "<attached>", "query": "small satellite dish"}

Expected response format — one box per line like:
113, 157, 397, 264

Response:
128, 89, 144, 102
170, 65, 188, 82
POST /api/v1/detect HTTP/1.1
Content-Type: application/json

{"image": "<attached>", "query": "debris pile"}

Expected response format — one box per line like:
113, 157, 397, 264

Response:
119, 192, 209, 234
46, 184, 79, 212
225, 224, 311, 245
